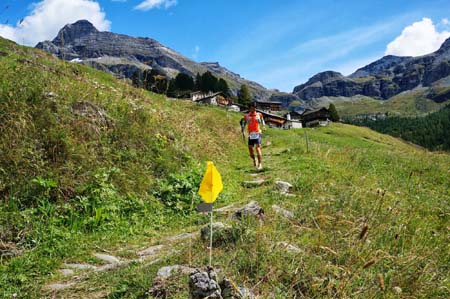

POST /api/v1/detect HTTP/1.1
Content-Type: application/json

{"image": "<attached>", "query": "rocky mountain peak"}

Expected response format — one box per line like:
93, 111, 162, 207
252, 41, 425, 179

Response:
309, 71, 344, 83
35, 20, 271, 100
200, 62, 221, 68
293, 71, 344, 93
52, 20, 98, 46
349, 55, 411, 78
436, 36, 450, 54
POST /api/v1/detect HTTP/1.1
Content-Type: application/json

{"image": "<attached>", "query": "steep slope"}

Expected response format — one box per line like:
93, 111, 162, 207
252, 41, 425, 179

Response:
1, 37, 449, 298
348, 103, 450, 150
349, 55, 412, 78
0, 37, 246, 297
292, 37, 450, 108
35, 20, 271, 100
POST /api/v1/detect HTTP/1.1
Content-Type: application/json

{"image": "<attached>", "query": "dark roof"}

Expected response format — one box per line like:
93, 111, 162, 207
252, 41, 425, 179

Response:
302, 107, 329, 116
255, 100, 283, 105
284, 111, 303, 118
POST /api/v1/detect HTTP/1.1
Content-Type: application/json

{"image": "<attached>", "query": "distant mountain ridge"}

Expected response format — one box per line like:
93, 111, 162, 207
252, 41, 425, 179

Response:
35, 20, 271, 100
293, 37, 450, 103
34, 20, 450, 110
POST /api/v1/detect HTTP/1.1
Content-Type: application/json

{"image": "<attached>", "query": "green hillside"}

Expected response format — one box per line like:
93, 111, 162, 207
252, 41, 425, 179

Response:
327, 90, 447, 118
1, 38, 449, 298
348, 104, 450, 151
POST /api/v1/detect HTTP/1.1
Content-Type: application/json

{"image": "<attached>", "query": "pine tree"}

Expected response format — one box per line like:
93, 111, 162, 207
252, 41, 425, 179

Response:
174, 72, 195, 91
142, 69, 153, 91
131, 71, 141, 88
200, 71, 218, 92
166, 79, 177, 97
153, 75, 168, 94
238, 84, 252, 106
216, 78, 230, 96
329, 103, 340, 122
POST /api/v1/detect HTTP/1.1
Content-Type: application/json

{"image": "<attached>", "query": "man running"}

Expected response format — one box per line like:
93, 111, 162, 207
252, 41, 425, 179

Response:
240, 102, 266, 170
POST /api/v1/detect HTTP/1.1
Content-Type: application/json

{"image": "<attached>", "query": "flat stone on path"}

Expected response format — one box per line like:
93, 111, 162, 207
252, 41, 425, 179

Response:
137, 244, 165, 257
233, 201, 264, 219
47, 282, 76, 290
163, 232, 196, 242
95, 261, 130, 272
59, 269, 75, 276
272, 205, 294, 219
157, 265, 195, 280
93, 253, 120, 264
241, 179, 266, 188
63, 263, 97, 270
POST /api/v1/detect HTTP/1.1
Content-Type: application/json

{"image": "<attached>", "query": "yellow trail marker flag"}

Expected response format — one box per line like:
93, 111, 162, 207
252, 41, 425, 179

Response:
198, 161, 223, 203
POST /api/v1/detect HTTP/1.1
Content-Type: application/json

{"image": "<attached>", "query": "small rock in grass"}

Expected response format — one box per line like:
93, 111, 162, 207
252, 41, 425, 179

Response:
59, 269, 74, 276
275, 180, 293, 193
272, 205, 294, 219
137, 244, 165, 257
63, 263, 97, 270
157, 265, 195, 280
233, 201, 264, 220
241, 179, 266, 188
93, 253, 120, 264
278, 242, 301, 253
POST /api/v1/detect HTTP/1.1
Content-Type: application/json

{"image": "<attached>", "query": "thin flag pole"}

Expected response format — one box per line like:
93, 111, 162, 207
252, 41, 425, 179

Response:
209, 208, 213, 267
209, 172, 213, 267
209, 166, 214, 267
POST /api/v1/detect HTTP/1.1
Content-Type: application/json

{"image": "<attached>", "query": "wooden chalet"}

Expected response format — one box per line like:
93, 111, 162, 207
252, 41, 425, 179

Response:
255, 100, 283, 112
192, 91, 231, 106
216, 95, 232, 106
301, 107, 331, 127
265, 114, 286, 128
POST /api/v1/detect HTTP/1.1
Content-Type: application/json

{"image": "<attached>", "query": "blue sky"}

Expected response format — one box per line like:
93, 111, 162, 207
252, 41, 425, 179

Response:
1, 0, 450, 92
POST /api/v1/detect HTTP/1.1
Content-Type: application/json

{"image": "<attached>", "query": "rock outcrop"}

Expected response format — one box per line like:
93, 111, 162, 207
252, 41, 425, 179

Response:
189, 268, 223, 299
292, 37, 450, 103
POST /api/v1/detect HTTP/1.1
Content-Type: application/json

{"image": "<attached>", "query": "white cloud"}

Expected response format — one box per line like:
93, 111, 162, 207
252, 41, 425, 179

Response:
0, 0, 110, 46
385, 18, 450, 57
134, 0, 177, 11
0, 24, 16, 41
442, 18, 449, 25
